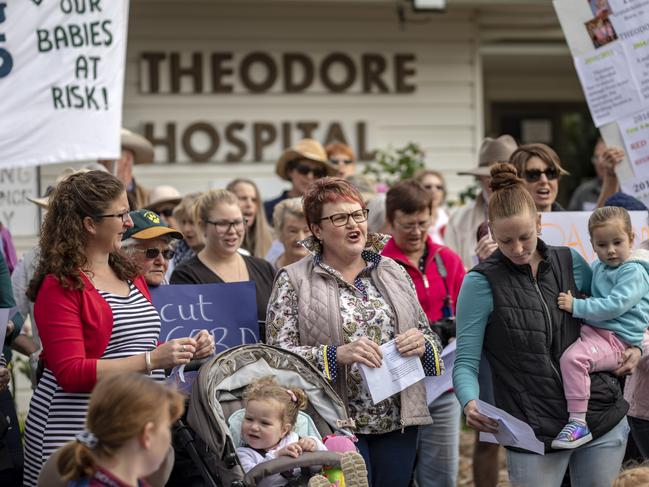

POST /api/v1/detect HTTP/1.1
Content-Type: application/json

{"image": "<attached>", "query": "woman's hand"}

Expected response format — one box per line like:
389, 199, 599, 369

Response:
475, 234, 498, 263
395, 328, 426, 358
463, 400, 499, 433
276, 442, 303, 458
191, 330, 215, 359
337, 337, 382, 368
297, 437, 317, 452
0, 367, 9, 392
151, 337, 197, 369
613, 346, 641, 376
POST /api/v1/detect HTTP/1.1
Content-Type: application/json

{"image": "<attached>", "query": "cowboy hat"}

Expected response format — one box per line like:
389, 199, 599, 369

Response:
457, 135, 518, 177
276, 138, 337, 181
27, 166, 107, 208
145, 185, 183, 213
121, 128, 154, 165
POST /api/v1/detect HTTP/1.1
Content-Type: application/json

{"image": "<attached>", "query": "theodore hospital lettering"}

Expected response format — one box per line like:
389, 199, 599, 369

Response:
139, 50, 417, 163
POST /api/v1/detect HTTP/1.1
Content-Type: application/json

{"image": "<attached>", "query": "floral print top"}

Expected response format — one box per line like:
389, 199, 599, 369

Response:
266, 234, 443, 435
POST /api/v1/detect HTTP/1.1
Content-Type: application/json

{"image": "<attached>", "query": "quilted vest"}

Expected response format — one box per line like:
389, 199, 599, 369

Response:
283, 256, 433, 428
474, 241, 628, 451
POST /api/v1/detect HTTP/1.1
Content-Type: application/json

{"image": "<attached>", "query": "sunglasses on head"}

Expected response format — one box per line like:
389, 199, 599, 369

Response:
524, 167, 559, 183
135, 248, 175, 260
295, 164, 326, 178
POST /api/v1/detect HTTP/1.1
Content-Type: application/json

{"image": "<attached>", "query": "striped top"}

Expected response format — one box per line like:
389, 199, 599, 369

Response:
23, 283, 164, 487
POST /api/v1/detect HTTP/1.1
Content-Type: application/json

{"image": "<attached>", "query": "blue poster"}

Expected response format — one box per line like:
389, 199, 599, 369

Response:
150, 282, 259, 353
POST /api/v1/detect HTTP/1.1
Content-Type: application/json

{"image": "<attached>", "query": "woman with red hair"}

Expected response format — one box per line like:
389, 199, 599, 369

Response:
266, 177, 444, 487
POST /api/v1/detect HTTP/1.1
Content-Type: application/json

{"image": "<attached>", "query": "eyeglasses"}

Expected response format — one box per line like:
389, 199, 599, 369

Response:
330, 158, 354, 166
524, 167, 559, 183
394, 220, 431, 233
205, 218, 247, 233
97, 210, 131, 223
295, 164, 327, 178
159, 207, 174, 218
320, 208, 369, 227
423, 184, 444, 192
133, 248, 175, 260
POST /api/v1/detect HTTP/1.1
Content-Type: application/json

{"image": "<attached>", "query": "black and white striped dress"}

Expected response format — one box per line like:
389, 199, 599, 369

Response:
23, 283, 165, 487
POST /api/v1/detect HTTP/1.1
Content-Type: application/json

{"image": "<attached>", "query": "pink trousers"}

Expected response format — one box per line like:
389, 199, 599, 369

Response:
560, 325, 627, 413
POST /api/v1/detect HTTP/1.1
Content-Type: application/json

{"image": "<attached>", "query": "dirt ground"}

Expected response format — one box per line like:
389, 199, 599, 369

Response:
458, 430, 510, 487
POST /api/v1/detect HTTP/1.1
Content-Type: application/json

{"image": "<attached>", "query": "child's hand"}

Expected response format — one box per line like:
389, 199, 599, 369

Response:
298, 437, 317, 452
558, 291, 574, 313
276, 442, 303, 458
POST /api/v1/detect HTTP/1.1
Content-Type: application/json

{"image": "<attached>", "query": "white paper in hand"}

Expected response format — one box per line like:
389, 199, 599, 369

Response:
358, 339, 425, 404
476, 399, 545, 455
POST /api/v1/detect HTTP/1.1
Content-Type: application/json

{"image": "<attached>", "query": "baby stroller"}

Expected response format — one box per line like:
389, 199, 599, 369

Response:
173, 344, 357, 487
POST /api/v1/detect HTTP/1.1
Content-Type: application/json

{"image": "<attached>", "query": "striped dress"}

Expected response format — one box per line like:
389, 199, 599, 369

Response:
23, 283, 165, 487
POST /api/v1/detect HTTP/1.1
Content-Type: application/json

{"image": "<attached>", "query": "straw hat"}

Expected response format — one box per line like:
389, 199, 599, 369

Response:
145, 185, 182, 212
275, 139, 337, 181
121, 128, 154, 164
457, 135, 518, 177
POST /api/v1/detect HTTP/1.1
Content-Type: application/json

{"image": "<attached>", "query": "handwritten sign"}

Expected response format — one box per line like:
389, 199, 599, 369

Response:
0, 1, 129, 168
150, 282, 260, 353
540, 211, 649, 262
0, 167, 39, 236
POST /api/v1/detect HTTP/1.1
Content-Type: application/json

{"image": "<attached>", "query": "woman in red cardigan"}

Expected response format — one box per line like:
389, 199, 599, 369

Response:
21, 170, 214, 487
381, 179, 465, 487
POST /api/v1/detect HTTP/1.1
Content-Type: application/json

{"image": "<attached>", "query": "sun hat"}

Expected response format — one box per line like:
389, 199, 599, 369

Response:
275, 138, 337, 181
145, 185, 182, 213
122, 209, 184, 241
458, 135, 518, 177
121, 128, 154, 165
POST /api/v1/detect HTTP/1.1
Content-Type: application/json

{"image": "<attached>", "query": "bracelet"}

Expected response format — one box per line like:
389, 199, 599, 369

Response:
144, 351, 152, 375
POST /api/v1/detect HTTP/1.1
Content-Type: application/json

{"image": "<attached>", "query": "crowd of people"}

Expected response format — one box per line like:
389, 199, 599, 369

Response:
0, 128, 648, 487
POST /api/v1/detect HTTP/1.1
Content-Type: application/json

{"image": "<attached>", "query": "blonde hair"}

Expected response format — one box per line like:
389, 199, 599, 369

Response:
226, 179, 273, 258
272, 197, 305, 231
487, 163, 538, 222
588, 206, 633, 240
173, 192, 203, 223
243, 377, 308, 428
194, 189, 240, 230
612, 463, 649, 487
57, 373, 184, 482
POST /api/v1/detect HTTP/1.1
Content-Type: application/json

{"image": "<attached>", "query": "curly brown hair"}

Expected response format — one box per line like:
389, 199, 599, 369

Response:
27, 171, 139, 300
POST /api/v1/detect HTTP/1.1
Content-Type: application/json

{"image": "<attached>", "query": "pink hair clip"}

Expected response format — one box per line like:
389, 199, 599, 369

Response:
286, 389, 297, 402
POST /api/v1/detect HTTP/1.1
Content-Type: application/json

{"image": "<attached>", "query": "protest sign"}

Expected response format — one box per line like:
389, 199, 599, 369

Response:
150, 282, 260, 353
540, 211, 649, 262
0, 167, 39, 236
0, 1, 129, 168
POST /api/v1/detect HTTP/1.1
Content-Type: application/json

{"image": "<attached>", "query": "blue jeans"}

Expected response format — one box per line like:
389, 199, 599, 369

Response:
507, 417, 629, 487
356, 426, 419, 487
415, 391, 461, 487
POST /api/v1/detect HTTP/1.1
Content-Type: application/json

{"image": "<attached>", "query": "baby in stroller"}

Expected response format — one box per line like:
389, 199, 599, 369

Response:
237, 377, 327, 480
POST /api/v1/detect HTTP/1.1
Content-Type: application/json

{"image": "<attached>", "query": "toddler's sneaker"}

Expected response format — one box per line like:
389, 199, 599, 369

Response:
551, 419, 593, 449
308, 475, 331, 487
340, 451, 368, 487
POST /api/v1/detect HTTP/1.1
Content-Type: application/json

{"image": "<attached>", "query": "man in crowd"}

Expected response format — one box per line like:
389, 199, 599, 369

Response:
121, 209, 184, 287
99, 128, 155, 210
568, 138, 606, 211
264, 138, 337, 224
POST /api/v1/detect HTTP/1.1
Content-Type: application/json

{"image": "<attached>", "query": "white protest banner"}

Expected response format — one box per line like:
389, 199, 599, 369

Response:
618, 109, 649, 178
0, 167, 40, 236
0, 1, 129, 168
540, 211, 649, 263
573, 43, 642, 127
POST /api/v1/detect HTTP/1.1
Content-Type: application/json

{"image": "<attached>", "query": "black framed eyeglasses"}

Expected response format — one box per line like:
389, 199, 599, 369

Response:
97, 210, 131, 223
134, 248, 175, 260
320, 208, 369, 227
205, 218, 247, 233
524, 167, 559, 183
330, 158, 354, 166
295, 164, 327, 178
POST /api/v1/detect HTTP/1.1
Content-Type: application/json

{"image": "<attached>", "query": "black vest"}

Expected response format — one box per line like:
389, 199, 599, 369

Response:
474, 240, 627, 451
